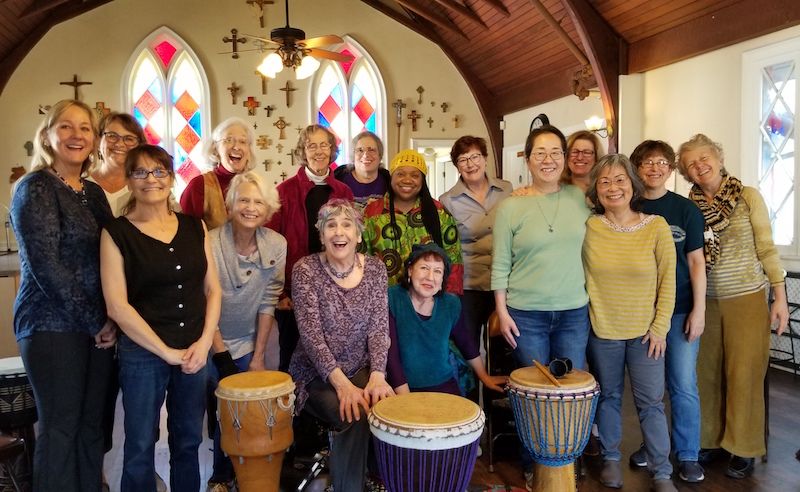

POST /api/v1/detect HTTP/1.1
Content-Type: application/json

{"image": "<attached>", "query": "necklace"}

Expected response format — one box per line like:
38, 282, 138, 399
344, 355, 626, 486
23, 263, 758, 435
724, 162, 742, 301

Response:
326, 254, 361, 279
51, 166, 88, 205
534, 190, 560, 232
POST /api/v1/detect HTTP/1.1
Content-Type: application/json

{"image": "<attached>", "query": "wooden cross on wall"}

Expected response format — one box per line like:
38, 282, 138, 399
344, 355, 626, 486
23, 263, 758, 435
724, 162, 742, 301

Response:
263, 159, 272, 172
255, 71, 268, 95
280, 81, 296, 107
256, 135, 272, 150
427, 117, 433, 128
407, 110, 421, 131
94, 102, 111, 120
243, 96, 260, 116
227, 82, 241, 104
60, 74, 92, 100
222, 29, 247, 59
264, 105, 275, 117
246, 0, 274, 28
280, 170, 288, 181
274, 117, 289, 139
392, 99, 406, 126
286, 151, 295, 166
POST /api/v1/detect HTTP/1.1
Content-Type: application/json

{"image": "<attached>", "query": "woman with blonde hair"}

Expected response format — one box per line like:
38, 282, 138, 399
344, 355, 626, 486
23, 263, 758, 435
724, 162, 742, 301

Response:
677, 133, 788, 479
561, 130, 604, 192
11, 99, 115, 492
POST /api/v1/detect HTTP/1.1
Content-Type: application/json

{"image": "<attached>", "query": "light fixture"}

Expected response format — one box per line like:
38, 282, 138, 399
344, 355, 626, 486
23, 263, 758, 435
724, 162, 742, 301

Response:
295, 54, 320, 80
257, 52, 283, 78
584, 115, 610, 138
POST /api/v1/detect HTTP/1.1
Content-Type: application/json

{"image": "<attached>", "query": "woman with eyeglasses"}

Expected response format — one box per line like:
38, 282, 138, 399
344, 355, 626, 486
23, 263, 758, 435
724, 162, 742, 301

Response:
180, 117, 257, 230
100, 144, 222, 492
11, 99, 115, 492
582, 154, 677, 491
334, 130, 390, 210
562, 130, 605, 193
90, 112, 145, 216
439, 136, 511, 355
266, 125, 353, 371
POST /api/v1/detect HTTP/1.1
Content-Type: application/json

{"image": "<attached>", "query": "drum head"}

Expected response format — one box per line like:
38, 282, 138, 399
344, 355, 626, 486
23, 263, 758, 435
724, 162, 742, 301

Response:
509, 367, 596, 392
215, 370, 295, 401
371, 392, 481, 429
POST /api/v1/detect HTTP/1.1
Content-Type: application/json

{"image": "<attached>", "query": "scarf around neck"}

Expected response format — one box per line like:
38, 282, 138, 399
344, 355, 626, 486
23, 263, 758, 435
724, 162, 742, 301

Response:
688, 174, 743, 272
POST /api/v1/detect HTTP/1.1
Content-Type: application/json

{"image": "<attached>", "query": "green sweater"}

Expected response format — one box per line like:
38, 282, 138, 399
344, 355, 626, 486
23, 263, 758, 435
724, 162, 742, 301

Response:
582, 214, 676, 340
491, 185, 589, 310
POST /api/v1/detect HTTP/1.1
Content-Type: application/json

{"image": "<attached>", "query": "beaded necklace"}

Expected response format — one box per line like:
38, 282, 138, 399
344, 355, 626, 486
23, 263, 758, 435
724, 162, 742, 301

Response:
51, 167, 88, 205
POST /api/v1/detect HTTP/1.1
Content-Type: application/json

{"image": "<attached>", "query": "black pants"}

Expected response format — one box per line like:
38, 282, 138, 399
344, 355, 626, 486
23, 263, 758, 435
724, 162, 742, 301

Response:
19, 331, 114, 492
276, 308, 299, 372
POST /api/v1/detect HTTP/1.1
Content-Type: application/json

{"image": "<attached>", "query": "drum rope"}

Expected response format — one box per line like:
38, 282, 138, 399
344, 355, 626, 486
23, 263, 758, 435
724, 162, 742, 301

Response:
226, 400, 243, 444
260, 399, 276, 440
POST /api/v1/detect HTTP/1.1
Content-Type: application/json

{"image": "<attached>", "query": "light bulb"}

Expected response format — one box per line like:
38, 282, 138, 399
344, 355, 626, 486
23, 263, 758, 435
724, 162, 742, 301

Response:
257, 52, 283, 77
295, 55, 320, 80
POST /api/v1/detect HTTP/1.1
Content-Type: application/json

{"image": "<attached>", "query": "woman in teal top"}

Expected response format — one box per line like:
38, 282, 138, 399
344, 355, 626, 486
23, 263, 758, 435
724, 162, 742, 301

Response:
491, 124, 591, 369
386, 243, 505, 395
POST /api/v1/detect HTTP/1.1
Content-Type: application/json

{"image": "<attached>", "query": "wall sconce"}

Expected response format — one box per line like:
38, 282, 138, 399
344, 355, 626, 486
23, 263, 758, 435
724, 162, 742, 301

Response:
584, 115, 610, 138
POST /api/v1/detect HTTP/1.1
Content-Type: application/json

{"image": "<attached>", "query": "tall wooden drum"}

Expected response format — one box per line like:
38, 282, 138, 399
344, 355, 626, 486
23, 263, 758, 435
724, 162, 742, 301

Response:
369, 392, 485, 492
215, 370, 295, 492
507, 367, 599, 492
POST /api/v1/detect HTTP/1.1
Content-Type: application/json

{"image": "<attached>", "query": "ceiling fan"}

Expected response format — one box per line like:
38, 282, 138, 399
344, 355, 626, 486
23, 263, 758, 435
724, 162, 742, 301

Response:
246, 0, 353, 79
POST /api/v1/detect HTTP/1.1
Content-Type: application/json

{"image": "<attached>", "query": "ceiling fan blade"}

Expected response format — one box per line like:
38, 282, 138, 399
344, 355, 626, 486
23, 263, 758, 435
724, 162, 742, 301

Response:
299, 35, 344, 49
242, 33, 280, 46
307, 48, 353, 62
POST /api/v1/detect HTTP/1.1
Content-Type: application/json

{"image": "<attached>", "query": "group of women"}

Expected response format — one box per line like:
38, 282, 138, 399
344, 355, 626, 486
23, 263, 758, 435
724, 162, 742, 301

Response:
9, 97, 788, 492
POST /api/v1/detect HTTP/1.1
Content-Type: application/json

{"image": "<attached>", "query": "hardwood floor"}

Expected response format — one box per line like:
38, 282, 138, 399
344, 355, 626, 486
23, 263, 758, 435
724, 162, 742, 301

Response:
102, 368, 800, 491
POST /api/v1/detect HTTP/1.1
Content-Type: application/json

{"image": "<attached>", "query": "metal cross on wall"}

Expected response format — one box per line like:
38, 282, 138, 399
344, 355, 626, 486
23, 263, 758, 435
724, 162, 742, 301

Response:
274, 117, 289, 139
222, 29, 247, 59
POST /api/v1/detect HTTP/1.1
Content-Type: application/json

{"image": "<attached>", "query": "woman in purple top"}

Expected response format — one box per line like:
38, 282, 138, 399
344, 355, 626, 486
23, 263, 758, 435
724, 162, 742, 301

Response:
333, 130, 390, 210
288, 198, 394, 492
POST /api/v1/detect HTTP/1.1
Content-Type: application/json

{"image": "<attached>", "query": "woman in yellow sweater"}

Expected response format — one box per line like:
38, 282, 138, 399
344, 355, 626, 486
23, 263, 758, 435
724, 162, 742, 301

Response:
677, 134, 788, 479
583, 154, 677, 492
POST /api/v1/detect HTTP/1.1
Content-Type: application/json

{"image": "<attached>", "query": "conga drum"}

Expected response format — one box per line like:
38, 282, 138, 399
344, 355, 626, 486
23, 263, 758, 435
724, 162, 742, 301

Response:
0, 356, 37, 492
215, 370, 295, 492
507, 367, 599, 492
369, 392, 485, 492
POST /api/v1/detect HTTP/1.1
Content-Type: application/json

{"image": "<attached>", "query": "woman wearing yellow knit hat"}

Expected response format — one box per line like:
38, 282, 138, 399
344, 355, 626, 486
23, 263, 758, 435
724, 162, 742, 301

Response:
362, 149, 463, 293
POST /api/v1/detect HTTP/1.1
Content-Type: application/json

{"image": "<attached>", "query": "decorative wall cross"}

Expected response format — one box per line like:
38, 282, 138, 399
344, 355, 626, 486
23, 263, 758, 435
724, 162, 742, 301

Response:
280, 170, 288, 181
407, 110, 421, 131
38, 104, 51, 115
276, 143, 284, 153
453, 115, 460, 128
255, 71, 268, 95
94, 102, 111, 120
416, 86, 425, 104
222, 29, 247, 59
256, 135, 272, 150
273, 116, 288, 139
440, 102, 449, 113
60, 74, 92, 100
427, 117, 434, 128
243, 96, 260, 116
264, 105, 275, 117
392, 99, 406, 126
23, 141, 33, 157
280, 81, 297, 107
227, 82, 241, 105
286, 151, 295, 166
263, 159, 273, 172
246, 0, 274, 28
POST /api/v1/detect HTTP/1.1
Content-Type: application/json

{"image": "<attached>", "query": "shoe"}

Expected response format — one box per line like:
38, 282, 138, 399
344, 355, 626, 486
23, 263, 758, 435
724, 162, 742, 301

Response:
725, 455, 754, 479
600, 460, 623, 488
629, 443, 647, 468
698, 447, 725, 465
678, 460, 705, 482
652, 478, 677, 492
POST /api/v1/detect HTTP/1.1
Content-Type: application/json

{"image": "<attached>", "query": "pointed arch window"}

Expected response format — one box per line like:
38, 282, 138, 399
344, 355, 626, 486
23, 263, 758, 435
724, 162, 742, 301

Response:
124, 27, 211, 196
311, 37, 386, 167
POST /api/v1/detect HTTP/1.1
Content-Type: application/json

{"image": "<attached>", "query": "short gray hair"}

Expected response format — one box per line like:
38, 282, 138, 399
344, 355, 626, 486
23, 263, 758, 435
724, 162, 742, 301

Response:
225, 171, 281, 223
586, 153, 645, 214
203, 117, 257, 171
315, 198, 363, 243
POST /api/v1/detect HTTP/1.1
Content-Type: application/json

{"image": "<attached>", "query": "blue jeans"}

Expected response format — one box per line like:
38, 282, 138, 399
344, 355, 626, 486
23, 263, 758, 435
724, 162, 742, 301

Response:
508, 305, 589, 369
588, 332, 672, 480
118, 335, 207, 492
209, 352, 254, 483
665, 313, 701, 461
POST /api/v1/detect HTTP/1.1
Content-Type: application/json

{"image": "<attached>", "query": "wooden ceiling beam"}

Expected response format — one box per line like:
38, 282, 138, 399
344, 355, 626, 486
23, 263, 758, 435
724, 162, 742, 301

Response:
362, 0, 501, 175
394, 0, 468, 39
20, 0, 70, 20
432, 0, 487, 29
629, 0, 800, 73
560, 0, 627, 152
528, 0, 588, 66
480, 0, 510, 17
0, 0, 112, 96
494, 67, 585, 116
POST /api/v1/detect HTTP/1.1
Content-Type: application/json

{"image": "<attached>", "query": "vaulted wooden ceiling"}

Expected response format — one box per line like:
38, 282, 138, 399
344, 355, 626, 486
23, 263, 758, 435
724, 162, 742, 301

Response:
0, 0, 798, 156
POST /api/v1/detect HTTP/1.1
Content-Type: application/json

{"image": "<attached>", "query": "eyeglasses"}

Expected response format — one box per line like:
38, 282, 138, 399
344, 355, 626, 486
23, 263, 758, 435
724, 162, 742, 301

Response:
355, 147, 378, 156
597, 176, 630, 189
530, 151, 565, 162
103, 132, 140, 147
456, 153, 484, 166
130, 168, 171, 179
217, 136, 250, 147
569, 149, 595, 158
305, 142, 332, 152
640, 159, 671, 168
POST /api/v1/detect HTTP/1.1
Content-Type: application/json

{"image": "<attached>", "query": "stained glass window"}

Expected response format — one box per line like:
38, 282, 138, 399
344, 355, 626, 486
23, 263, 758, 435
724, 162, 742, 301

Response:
126, 27, 210, 197
758, 60, 796, 246
312, 37, 385, 167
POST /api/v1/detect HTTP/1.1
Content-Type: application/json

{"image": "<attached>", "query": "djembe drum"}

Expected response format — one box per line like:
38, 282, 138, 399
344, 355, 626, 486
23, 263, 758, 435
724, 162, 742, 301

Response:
0, 356, 37, 492
507, 367, 599, 492
369, 392, 485, 492
215, 370, 295, 492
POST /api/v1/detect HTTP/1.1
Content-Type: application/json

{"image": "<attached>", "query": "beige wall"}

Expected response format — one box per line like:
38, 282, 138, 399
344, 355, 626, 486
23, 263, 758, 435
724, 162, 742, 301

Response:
0, 0, 486, 218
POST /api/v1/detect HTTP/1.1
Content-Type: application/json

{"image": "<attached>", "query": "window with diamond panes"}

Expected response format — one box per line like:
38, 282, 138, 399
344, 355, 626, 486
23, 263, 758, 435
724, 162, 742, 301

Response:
312, 38, 386, 167
126, 27, 210, 197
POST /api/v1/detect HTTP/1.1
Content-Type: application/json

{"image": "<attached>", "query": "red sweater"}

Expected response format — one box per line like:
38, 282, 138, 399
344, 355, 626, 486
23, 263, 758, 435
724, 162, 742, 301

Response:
179, 165, 236, 220
266, 167, 353, 296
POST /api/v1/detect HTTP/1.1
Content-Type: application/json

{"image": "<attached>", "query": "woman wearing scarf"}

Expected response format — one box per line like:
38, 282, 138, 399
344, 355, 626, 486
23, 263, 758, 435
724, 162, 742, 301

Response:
677, 134, 788, 479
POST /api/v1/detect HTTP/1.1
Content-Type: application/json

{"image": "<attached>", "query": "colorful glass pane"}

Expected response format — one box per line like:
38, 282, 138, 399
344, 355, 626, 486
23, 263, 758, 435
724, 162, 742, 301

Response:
130, 55, 165, 145
153, 40, 178, 68
339, 48, 356, 77
319, 94, 342, 123
174, 91, 199, 121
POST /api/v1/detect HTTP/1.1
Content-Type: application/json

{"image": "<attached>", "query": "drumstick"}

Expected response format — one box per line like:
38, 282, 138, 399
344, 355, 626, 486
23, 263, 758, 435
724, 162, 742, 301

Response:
533, 359, 561, 387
